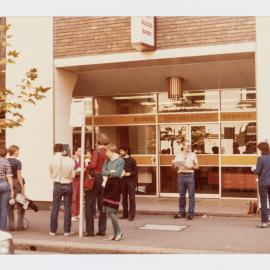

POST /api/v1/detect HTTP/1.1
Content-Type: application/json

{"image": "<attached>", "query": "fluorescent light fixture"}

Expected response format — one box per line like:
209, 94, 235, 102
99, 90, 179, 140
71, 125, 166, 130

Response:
112, 95, 153, 100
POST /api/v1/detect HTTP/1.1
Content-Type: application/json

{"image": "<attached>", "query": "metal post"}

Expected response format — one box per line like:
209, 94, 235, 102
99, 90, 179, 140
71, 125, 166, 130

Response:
79, 100, 85, 238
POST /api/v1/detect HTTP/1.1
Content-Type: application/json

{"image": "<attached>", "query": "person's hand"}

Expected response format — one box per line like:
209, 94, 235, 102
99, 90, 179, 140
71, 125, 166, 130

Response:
184, 165, 193, 170
125, 172, 131, 177
110, 169, 116, 174
251, 165, 256, 172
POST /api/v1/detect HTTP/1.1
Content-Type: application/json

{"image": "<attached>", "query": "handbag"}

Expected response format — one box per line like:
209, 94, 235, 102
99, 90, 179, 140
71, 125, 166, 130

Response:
83, 174, 95, 190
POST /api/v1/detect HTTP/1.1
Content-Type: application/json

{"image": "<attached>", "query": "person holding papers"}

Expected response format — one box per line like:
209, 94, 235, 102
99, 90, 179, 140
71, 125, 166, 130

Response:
172, 140, 199, 220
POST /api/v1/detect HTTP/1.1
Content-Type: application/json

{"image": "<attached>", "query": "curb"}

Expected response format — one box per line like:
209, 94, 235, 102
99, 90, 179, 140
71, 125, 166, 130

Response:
14, 238, 230, 254
136, 210, 258, 218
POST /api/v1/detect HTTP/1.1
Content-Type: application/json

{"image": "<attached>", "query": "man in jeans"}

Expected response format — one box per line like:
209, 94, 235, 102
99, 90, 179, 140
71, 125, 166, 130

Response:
49, 143, 75, 236
84, 134, 108, 237
172, 140, 199, 220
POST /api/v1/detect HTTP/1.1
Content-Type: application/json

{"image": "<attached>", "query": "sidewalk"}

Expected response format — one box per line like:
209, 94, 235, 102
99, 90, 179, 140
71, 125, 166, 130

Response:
135, 197, 254, 217
12, 197, 260, 254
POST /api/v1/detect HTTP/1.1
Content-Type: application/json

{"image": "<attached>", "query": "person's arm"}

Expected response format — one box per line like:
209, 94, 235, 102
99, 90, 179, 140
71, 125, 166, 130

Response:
6, 162, 14, 198
102, 160, 110, 176
17, 170, 25, 195
86, 150, 99, 171
127, 158, 137, 177
254, 157, 262, 175
111, 159, 125, 177
185, 154, 199, 170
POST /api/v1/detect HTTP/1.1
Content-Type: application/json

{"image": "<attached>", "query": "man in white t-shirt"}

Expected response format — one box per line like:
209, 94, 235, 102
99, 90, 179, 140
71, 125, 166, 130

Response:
172, 140, 199, 220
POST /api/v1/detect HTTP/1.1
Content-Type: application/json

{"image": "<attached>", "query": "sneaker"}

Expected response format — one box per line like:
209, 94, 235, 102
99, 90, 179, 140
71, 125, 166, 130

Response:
174, 213, 185, 219
256, 223, 269, 228
115, 233, 123, 241
104, 235, 116, 241
49, 232, 56, 236
64, 231, 75, 237
83, 232, 94, 237
71, 216, 79, 221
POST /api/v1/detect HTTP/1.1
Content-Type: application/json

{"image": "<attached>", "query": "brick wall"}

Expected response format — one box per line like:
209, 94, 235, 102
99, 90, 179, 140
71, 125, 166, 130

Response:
54, 16, 255, 58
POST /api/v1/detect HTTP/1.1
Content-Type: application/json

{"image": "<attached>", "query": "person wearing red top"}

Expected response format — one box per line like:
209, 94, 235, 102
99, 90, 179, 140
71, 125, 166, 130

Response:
71, 147, 82, 221
84, 134, 108, 237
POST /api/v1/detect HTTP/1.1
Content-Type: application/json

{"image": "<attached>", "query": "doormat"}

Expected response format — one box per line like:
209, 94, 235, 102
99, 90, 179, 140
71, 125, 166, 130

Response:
139, 224, 188, 231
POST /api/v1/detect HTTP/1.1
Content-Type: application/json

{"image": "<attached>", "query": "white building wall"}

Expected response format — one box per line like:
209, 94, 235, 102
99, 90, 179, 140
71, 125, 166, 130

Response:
54, 69, 78, 151
256, 17, 270, 143
6, 17, 54, 201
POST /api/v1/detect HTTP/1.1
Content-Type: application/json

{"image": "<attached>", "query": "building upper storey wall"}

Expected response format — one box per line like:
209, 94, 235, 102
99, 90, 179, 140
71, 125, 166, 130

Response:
54, 16, 255, 58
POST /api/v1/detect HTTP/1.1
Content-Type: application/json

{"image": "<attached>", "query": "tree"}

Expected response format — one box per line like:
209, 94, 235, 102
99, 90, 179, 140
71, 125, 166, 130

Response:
0, 21, 50, 133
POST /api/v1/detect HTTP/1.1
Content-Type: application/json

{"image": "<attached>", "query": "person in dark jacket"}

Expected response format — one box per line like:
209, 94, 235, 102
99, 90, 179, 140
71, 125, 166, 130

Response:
254, 141, 270, 228
119, 145, 137, 221
84, 134, 108, 237
102, 144, 124, 241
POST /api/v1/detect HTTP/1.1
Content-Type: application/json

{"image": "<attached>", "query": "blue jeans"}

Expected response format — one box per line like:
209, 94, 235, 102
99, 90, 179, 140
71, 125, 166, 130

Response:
50, 182, 73, 233
177, 173, 195, 215
0, 180, 10, 230
258, 185, 270, 223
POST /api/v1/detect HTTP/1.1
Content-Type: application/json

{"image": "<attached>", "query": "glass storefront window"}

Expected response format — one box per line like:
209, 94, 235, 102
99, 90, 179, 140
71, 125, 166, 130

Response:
158, 90, 219, 113
221, 122, 256, 154
221, 167, 256, 197
221, 88, 256, 111
94, 94, 156, 115
191, 124, 219, 154
160, 125, 187, 155
136, 167, 156, 195
160, 166, 219, 194
72, 126, 93, 153
95, 125, 156, 154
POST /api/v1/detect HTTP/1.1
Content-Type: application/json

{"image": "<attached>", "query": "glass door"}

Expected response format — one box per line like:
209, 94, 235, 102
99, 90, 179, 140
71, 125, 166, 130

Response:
159, 125, 189, 194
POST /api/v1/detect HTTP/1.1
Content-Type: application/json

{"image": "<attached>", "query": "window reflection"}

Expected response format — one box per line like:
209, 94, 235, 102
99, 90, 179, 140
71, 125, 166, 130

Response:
94, 95, 156, 115
95, 126, 156, 154
221, 88, 256, 111
158, 90, 219, 113
221, 122, 256, 154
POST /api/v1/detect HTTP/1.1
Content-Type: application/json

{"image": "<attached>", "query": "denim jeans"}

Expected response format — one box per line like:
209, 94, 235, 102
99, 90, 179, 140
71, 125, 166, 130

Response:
177, 173, 195, 215
258, 184, 270, 223
0, 180, 10, 230
84, 173, 106, 235
50, 182, 73, 233
104, 206, 121, 236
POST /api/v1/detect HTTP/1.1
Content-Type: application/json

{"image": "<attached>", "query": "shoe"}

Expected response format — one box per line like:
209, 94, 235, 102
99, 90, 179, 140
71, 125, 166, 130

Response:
174, 213, 185, 219
115, 233, 123, 241
71, 216, 79, 221
120, 216, 128, 219
17, 227, 26, 231
8, 227, 14, 232
49, 232, 56, 236
256, 223, 269, 228
128, 217, 134, 221
83, 232, 94, 237
96, 231, 105, 236
104, 235, 116, 241
187, 214, 194, 220
64, 231, 75, 237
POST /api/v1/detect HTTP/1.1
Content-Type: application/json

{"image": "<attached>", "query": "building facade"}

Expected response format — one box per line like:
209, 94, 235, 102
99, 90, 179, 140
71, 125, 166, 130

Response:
2, 16, 270, 202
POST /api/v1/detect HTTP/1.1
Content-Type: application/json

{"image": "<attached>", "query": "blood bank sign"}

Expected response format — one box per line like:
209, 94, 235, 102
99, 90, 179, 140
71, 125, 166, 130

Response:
131, 16, 156, 51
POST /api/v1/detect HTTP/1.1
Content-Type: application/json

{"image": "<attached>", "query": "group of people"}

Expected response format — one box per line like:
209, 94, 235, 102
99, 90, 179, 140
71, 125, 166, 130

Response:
0, 145, 26, 231
49, 134, 138, 241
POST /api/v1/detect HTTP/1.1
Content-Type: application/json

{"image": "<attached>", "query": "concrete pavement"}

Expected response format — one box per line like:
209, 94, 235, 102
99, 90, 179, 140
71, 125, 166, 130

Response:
10, 197, 268, 254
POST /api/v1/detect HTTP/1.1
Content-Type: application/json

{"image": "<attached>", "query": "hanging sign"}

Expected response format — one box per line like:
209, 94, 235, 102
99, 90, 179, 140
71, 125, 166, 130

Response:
70, 100, 85, 127
131, 16, 156, 51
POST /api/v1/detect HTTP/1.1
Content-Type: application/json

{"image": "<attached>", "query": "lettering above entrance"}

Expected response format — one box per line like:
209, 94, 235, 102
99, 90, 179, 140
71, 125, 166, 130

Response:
93, 115, 156, 126
158, 113, 218, 123
131, 16, 156, 51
